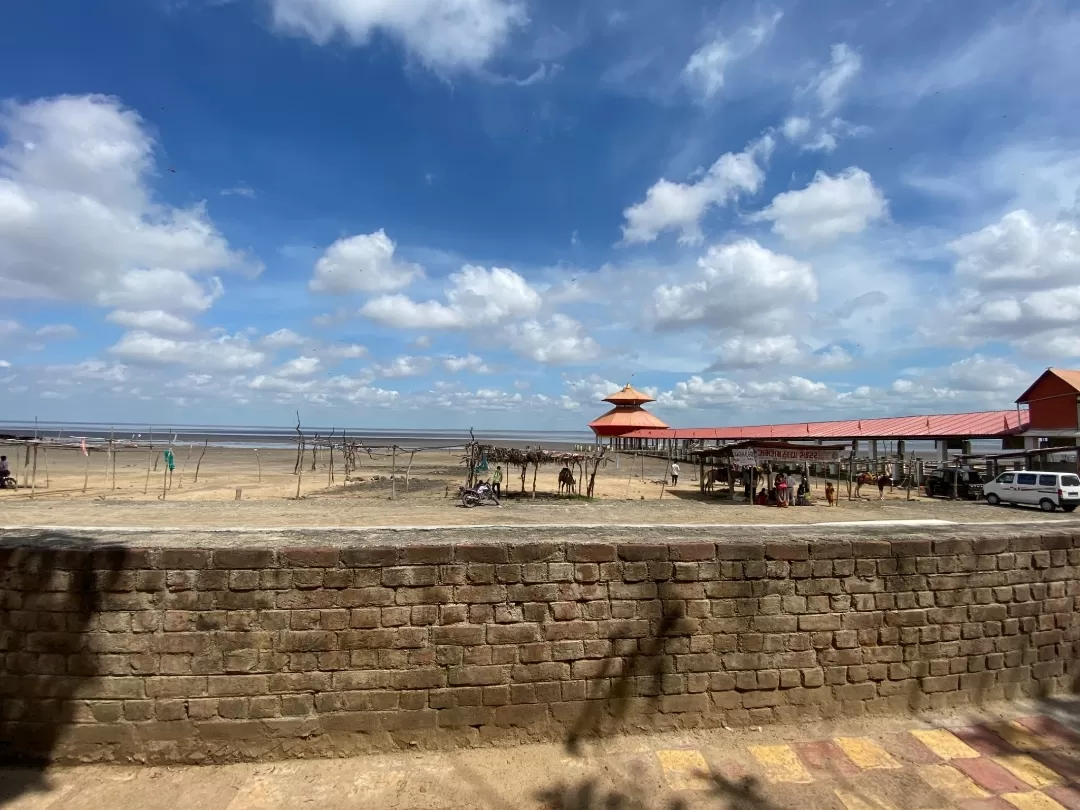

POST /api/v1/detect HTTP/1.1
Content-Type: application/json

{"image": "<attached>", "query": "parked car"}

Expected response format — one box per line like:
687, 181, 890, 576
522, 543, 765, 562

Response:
924, 467, 984, 500
982, 470, 1080, 513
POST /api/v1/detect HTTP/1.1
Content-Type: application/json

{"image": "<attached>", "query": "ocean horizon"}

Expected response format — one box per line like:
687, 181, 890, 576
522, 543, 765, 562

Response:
0, 420, 598, 450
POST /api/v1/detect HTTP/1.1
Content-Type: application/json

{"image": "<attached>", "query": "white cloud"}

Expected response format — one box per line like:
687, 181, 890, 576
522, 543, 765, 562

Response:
321, 342, 367, 359
278, 356, 321, 377
781, 116, 810, 141
0, 95, 255, 307
97, 269, 225, 313
411, 335, 433, 349
443, 354, 493, 373
0, 320, 20, 337
35, 323, 76, 339
809, 43, 861, 114
310, 230, 423, 294
705, 336, 853, 372
752, 168, 888, 245
267, 0, 527, 72
375, 355, 433, 378
651, 239, 817, 331
621, 136, 773, 245
506, 314, 601, 365
260, 328, 308, 349
935, 210, 1080, 354
109, 331, 266, 371
950, 210, 1080, 290
106, 310, 194, 335
361, 264, 541, 329
563, 375, 623, 406
66, 360, 129, 383
682, 12, 782, 101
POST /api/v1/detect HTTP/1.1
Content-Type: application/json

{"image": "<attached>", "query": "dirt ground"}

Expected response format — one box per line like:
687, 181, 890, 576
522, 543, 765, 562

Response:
1, 444, 1077, 529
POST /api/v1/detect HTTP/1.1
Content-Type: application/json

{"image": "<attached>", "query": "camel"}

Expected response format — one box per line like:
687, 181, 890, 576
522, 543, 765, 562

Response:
558, 467, 575, 495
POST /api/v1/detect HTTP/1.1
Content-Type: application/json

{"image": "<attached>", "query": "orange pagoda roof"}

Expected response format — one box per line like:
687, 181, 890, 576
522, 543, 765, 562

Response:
603, 383, 655, 406
588, 407, 669, 432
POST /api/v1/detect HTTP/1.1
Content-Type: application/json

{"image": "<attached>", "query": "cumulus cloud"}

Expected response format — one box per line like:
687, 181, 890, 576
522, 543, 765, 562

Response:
278, 356, 321, 377
620, 136, 774, 245
506, 314, 602, 365
375, 355, 433, 378
106, 310, 195, 335
0, 94, 254, 308
443, 354, 493, 373
361, 264, 541, 329
109, 331, 266, 371
260, 328, 308, 349
682, 12, 782, 101
936, 209, 1080, 354
651, 239, 817, 331
267, 0, 527, 72
752, 168, 887, 245
309, 230, 423, 294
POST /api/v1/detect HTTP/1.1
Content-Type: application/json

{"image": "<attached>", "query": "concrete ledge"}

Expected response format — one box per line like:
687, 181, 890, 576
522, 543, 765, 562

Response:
1, 525, 1078, 764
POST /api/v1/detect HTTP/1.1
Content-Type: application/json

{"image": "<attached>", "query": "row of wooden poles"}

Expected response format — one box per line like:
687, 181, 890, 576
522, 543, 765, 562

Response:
1, 437, 213, 500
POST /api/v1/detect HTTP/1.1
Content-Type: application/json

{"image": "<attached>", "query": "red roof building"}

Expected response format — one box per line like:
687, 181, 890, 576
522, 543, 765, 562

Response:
1015, 368, 1080, 433
588, 384, 669, 437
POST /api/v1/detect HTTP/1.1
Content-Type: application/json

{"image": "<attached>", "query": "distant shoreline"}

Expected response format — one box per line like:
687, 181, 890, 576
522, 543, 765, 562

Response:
0, 422, 597, 451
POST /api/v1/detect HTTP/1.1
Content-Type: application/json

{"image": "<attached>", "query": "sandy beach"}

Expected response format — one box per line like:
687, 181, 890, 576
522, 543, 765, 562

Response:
1, 442, 1076, 529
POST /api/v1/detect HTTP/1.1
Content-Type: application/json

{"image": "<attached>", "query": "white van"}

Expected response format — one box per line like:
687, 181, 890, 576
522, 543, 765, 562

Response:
982, 470, 1080, 513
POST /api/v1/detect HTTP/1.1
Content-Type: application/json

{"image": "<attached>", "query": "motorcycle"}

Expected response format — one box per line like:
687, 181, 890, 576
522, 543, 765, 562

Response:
459, 481, 500, 508
0, 475, 16, 490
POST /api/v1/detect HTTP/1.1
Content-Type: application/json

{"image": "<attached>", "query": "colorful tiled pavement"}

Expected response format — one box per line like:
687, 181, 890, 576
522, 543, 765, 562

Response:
655, 715, 1080, 810
2, 711, 1078, 808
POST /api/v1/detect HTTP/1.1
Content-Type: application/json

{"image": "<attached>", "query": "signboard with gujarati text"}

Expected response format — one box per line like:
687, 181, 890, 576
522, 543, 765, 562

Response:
731, 445, 843, 466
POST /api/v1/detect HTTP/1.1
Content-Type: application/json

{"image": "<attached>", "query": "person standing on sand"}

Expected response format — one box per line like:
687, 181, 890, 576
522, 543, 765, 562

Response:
669, 461, 680, 486
492, 465, 503, 498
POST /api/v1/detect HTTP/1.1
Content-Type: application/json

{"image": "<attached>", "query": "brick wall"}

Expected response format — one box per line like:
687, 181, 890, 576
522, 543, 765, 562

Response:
1, 530, 1078, 764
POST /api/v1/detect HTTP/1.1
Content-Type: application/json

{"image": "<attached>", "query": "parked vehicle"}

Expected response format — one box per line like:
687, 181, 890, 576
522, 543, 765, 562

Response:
458, 482, 500, 508
924, 467, 984, 500
982, 470, 1080, 513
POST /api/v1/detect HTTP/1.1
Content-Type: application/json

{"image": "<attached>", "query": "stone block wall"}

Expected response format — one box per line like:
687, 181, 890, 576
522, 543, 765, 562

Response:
1, 529, 1078, 763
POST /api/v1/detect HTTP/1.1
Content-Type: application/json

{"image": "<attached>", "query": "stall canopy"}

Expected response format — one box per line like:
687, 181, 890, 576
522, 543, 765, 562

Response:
690, 440, 849, 466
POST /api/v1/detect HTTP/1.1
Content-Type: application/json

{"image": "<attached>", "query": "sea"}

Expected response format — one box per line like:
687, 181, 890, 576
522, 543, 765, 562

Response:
0, 421, 597, 451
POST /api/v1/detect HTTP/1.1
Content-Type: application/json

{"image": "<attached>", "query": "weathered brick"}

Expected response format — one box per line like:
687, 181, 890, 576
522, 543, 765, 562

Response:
281, 548, 339, 568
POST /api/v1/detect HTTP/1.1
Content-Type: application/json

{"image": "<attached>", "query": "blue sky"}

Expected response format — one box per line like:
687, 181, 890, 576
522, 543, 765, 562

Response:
1, 0, 1078, 430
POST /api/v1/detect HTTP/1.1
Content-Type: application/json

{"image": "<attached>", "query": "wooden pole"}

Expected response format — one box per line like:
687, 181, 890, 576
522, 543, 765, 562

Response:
22, 444, 30, 489
906, 451, 914, 501
161, 463, 168, 501
255, 449, 262, 483
42, 446, 49, 489
405, 450, 416, 492
143, 445, 154, 495
82, 451, 90, 494
531, 461, 538, 499
111, 441, 117, 491
30, 444, 38, 499
391, 445, 397, 500
846, 452, 854, 500
193, 439, 208, 484
179, 443, 193, 488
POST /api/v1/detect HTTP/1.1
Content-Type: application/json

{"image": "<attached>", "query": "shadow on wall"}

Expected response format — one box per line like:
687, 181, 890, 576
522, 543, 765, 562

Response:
540, 598, 787, 810
0, 532, 128, 807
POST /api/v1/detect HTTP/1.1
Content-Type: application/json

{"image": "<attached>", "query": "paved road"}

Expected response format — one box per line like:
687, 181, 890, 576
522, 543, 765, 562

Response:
3, 703, 1079, 809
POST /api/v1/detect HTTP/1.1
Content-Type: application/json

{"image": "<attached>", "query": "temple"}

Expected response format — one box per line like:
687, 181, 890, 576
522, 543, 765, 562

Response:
587, 383, 668, 441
